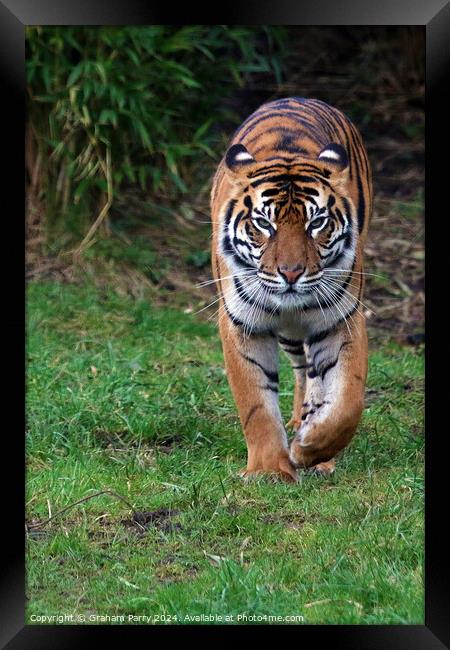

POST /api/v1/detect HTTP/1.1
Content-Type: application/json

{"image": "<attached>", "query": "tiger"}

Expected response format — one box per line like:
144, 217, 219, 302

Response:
210, 97, 372, 482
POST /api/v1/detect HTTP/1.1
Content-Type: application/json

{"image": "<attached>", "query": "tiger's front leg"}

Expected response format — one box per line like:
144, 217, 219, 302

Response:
219, 316, 298, 482
278, 336, 307, 431
290, 315, 368, 470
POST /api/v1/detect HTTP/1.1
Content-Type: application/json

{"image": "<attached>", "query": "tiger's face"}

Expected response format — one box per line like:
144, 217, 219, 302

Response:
221, 143, 356, 310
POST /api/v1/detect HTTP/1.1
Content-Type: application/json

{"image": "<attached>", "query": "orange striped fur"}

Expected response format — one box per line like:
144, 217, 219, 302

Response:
211, 98, 372, 481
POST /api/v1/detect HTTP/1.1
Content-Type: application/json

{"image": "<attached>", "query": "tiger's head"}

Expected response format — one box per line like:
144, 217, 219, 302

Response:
221, 142, 357, 309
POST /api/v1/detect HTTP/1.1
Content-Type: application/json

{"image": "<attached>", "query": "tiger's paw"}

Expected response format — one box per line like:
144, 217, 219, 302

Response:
289, 435, 309, 468
289, 434, 333, 470
239, 468, 298, 484
240, 452, 298, 483
308, 458, 336, 477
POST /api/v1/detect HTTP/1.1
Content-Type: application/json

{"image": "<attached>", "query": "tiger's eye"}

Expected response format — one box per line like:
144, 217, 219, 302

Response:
255, 217, 272, 230
310, 217, 326, 229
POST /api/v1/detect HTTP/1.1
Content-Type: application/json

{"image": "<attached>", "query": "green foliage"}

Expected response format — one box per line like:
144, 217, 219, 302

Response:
185, 249, 211, 269
26, 26, 286, 242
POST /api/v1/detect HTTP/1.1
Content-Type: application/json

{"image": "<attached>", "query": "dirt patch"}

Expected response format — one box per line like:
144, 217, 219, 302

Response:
93, 429, 131, 448
154, 556, 200, 584
93, 429, 184, 454
121, 508, 182, 536
155, 435, 184, 453
263, 513, 307, 530
363, 206, 424, 344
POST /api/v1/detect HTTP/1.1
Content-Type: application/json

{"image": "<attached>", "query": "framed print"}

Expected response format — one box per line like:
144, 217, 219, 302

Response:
1, 0, 448, 646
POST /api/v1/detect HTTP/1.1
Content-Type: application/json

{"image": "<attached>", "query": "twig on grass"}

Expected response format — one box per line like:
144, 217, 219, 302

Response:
26, 489, 134, 531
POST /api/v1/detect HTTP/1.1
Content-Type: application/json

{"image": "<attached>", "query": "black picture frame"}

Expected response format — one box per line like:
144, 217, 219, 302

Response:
3, 1, 447, 647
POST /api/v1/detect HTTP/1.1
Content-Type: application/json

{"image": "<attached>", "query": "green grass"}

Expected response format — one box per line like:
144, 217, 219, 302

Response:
26, 281, 424, 625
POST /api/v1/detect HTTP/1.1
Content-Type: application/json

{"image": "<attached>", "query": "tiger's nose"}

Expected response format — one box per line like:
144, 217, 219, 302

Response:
278, 264, 304, 284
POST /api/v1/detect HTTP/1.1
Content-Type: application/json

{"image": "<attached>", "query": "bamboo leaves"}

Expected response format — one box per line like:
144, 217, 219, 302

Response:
26, 26, 287, 253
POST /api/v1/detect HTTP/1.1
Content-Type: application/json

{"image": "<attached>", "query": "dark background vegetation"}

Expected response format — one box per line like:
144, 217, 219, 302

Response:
26, 25, 425, 341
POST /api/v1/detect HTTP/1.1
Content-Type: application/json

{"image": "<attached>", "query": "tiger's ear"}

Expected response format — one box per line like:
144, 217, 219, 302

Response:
318, 143, 349, 171
224, 144, 259, 179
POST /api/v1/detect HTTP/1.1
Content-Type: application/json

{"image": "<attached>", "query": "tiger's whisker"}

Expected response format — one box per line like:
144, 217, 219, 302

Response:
323, 276, 376, 316
318, 281, 363, 335
195, 270, 256, 288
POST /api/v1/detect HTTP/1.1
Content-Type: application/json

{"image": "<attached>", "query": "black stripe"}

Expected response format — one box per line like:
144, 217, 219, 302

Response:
234, 277, 279, 315
356, 173, 366, 233
224, 198, 237, 227
250, 173, 324, 189
334, 207, 346, 228
312, 345, 327, 368
278, 336, 304, 346
295, 163, 332, 177
350, 122, 368, 176
261, 384, 278, 393
278, 336, 305, 356
301, 99, 339, 133
328, 249, 345, 267
223, 300, 247, 329
240, 352, 279, 384
307, 303, 359, 346
261, 188, 281, 197
342, 197, 352, 223
264, 155, 301, 163
307, 328, 332, 346
267, 98, 305, 109
232, 234, 251, 250
331, 229, 351, 246
223, 299, 275, 337
246, 125, 305, 147
221, 233, 233, 255
221, 200, 254, 270
250, 173, 294, 188
248, 163, 289, 178
232, 209, 246, 238
282, 346, 304, 356
244, 403, 263, 429
238, 110, 325, 143
277, 143, 308, 155
295, 186, 319, 197
319, 357, 339, 380
237, 110, 307, 141
318, 342, 350, 380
